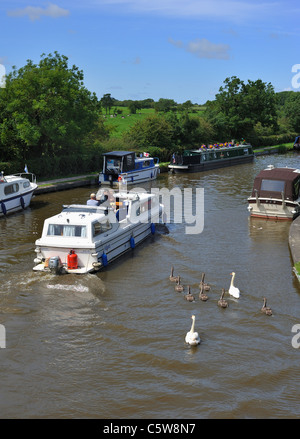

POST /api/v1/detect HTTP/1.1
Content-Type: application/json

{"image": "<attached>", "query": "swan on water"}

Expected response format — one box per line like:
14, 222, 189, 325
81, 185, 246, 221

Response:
184, 286, 195, 302
174, 275, 184, 292
199, 284, 208, 301
185, 315, 200, 345
199, 272, 210, 292
229, 272, 240, 298
261, 297, 272, 316
218, 288, 228, 308
169, 266, 179, 282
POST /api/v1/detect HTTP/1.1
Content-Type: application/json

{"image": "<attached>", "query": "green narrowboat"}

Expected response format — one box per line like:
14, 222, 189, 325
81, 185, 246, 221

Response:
168, 143, 254, 173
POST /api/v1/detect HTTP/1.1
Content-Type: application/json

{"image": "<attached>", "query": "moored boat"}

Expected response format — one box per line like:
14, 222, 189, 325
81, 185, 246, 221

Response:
0, 171, 38, 216
247, 165, 300, 220
293, 136, 300, 151
33, 189, 164, 274
99, 151, 160, 186
168, 142, 254, 173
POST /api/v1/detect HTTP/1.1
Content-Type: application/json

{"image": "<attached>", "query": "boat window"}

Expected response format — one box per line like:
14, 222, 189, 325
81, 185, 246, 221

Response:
93, 220, 112, 237
47, 224, 87, 237
261, 179, 285, 192
142, 160, 151, 168
23, 181, 30, 188
4, 183, 19, 195
135, 199, 153, 216
106, 158, 120, 171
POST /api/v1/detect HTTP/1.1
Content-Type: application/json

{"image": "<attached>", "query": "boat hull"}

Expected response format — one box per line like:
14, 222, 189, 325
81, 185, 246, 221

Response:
99, 166, 159, 186
33, 220, 157, 274
0, 188, 36, 216
247, 198, 300, 220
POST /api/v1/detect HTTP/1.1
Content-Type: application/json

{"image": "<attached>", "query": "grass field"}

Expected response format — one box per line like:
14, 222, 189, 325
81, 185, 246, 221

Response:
103, 106, 206, 138
103, 108, 154, 138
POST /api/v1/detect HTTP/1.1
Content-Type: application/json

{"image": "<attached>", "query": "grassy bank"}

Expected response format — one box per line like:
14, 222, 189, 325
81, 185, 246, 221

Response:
253, 142, 294, 154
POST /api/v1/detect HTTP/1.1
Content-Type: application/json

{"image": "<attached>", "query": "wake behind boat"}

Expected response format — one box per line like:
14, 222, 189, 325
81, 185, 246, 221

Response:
33, 189, 164, 274
0, 171, 37, 216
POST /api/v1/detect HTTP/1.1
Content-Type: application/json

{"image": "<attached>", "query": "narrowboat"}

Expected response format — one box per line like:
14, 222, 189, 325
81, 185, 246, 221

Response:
99, 151, 160, 186
168, 143, 254, 173
247, 165, 300, 220
0, 171, 37, 216
33, 189, 164, 274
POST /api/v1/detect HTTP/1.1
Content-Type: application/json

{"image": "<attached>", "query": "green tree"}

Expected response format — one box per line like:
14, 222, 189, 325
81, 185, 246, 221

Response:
124, 114, 175, 150
0, 52, 101, 160
283, 92, 300, 131
206, 76, 278, 140
100, 93, 115, 115
154, 98, 177, 113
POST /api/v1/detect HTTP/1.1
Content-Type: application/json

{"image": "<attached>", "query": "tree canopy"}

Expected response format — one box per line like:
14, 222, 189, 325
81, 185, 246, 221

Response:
0, 52, 101, 160
206, 76, 278, 140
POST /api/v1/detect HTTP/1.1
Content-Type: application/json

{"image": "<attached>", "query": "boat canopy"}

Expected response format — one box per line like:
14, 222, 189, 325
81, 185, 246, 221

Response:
251, 167, 300, 200
103, 151, 136, 173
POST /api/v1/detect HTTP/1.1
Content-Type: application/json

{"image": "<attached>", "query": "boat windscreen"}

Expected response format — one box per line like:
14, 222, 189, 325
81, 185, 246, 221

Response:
260, 179, 285, 192
47, 224, 87, 237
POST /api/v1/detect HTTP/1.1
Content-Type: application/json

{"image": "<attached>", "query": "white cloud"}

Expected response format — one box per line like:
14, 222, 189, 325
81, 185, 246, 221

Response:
0, 64, 6, 88
90, 0, 278, 23
7, 3, 70, 21
169, 37, 230, 60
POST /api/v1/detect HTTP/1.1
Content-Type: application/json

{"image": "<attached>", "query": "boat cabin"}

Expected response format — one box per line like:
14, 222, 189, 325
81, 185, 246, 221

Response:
99, 151, 159, 185
250, 166, 300, 202
103, 151, 136, 175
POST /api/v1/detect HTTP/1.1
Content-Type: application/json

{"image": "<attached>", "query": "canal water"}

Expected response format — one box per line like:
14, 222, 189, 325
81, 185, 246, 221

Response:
1, 153, 300, 419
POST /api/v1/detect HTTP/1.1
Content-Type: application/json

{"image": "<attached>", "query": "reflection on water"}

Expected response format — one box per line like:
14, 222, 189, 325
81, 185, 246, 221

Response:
248, 217, 291, 240
1, 153, 300, 419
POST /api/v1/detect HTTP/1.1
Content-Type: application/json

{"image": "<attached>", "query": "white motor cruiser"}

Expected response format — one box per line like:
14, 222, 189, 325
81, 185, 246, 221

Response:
0, 171, 38, 216
33, 189, 164, 274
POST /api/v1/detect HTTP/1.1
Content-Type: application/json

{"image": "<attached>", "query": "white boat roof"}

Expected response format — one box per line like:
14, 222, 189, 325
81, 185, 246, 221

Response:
50, 204, 110, 223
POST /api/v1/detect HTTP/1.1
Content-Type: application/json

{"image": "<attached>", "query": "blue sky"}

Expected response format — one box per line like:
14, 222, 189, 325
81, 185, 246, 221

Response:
1, 0, 300, 103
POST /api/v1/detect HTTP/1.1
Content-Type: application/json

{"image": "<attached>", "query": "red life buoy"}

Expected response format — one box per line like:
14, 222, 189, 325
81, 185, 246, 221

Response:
67, 250, 78, 269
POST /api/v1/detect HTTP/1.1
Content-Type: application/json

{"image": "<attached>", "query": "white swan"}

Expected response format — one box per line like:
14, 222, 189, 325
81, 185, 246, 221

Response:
185, 315, 200, 345
229, 272, 240, 298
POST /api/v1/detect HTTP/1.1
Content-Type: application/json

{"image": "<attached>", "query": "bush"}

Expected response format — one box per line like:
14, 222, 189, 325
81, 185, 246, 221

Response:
0, 162, 17, 174
253, 132, 297, 148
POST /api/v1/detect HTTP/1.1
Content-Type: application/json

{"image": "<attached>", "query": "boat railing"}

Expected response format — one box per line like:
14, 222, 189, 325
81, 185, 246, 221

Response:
14, 172, 37, 184
62, 204, 111, 215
